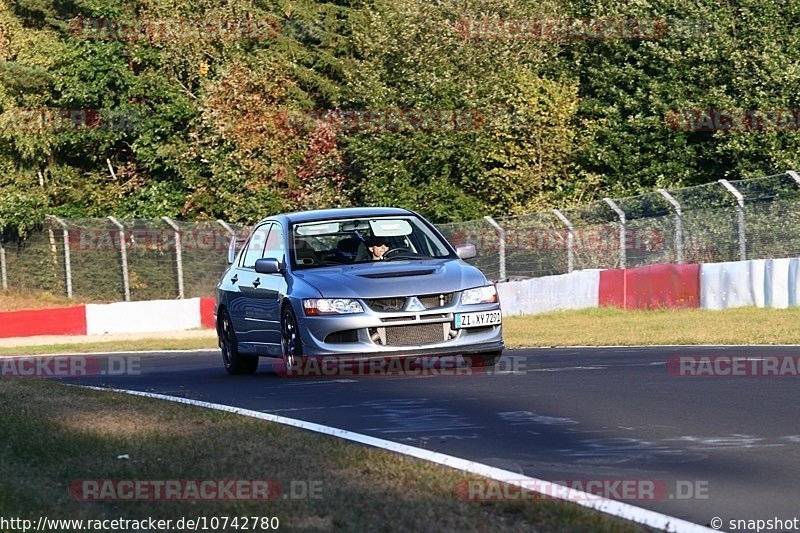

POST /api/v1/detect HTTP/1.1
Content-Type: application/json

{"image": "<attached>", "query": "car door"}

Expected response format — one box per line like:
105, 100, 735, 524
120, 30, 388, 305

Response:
245, 222, 288, 352
254, 223, 287, 355
229, 223, 271, 343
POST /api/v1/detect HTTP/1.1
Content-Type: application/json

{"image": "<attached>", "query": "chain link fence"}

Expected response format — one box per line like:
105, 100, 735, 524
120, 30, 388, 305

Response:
0, 217, 250, 302
440, 170, 800, 279
1, 170, 799, 300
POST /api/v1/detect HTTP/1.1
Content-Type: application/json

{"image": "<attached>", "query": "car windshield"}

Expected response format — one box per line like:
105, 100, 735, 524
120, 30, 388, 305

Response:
291, 215, 453, 269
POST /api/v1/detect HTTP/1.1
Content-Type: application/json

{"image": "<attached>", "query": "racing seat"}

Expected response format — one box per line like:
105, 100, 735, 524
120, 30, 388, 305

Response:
337, 237, 362, 255
354, 242, 370, 262
294, 239, 319, 265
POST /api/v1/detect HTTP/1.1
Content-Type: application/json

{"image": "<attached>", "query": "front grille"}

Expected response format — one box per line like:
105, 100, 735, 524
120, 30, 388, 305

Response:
366, 293, 454, 312
418, 293, 454, 309
371, 323, 449, 346
365, 298, 406, 312
419, 313, 448, 320
380, 316, 412, 323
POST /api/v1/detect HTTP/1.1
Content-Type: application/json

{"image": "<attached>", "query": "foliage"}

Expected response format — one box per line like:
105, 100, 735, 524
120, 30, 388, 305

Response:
1, 0, 799, 232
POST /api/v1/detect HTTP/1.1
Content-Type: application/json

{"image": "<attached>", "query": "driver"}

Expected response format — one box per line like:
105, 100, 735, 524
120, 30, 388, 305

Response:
366, 236, 390, 261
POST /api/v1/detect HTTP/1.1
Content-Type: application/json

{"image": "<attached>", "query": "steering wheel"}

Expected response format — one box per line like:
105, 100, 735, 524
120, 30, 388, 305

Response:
382, 247, 414, 259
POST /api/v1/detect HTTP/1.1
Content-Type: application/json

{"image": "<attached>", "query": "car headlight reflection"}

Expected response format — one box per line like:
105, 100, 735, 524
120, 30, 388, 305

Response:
460, 285, 498, 305
303, 299, 364, 315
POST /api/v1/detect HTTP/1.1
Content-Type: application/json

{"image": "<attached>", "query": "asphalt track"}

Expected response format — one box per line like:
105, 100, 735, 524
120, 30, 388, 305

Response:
57, 346, 800, 529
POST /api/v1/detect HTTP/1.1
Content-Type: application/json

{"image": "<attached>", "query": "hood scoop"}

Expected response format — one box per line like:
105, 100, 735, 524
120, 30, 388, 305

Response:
358, 269, 436, 279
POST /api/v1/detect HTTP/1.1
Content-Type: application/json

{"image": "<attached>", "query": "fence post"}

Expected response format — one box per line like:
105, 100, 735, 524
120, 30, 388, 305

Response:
603, 198, 627, 269
657, 189, 684, 264
552, 209, 574, 273
162, 216, 184, 299
718, 179, 746, 261
107, 216, 131, 301
46, 219, 59, 286
217, 219, 236, 237
483, 216, 506, 280
0, 233, 6, 290
46, 215, 73, 299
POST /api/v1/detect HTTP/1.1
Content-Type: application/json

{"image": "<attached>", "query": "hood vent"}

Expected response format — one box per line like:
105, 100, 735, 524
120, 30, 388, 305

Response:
358, 269, 436, 279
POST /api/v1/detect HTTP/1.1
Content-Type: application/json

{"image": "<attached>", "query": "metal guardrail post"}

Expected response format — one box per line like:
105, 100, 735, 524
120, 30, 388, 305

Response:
657, 189, 684, 264
483, 216, 506, 280
552, 209, 574, 273
217, 219, 236, 237
107, 216, 131, 301
718, 179, 746, 261
46, 220, 59, 286
0, 234, 6, 290
603, 198, 627, 269
218, 220, 240, 265
162, 217, 184, 299
47, 215, 73, 298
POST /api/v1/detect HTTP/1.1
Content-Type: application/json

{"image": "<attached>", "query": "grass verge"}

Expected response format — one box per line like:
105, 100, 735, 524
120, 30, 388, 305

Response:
0, 379, 639, 532
0, 289, 94, 311
0, 336, 217, 356
503, 306, 800, 347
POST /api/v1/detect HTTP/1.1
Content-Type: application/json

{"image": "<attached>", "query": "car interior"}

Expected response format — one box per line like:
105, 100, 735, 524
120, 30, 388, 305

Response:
292, 232, 415, 267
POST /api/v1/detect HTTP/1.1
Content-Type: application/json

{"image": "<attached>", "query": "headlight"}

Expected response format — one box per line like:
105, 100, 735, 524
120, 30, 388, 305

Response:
303, 299, 364, 315
460, 285, 498, 305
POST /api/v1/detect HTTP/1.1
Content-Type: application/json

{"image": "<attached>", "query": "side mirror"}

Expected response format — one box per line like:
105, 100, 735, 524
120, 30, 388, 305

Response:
456, 243, 477, 260
255, 258, 281, 274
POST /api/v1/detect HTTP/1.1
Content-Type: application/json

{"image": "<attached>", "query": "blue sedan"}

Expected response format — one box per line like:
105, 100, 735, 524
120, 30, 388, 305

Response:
215, 207, 503, 374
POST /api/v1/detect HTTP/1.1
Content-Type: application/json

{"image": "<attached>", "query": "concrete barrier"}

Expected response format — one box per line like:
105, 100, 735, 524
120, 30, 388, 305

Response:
497, 270, 600, 316
701, 258, 800, 310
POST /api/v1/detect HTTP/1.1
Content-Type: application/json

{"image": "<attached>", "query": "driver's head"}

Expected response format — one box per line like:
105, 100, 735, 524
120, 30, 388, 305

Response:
366, 236, 389, 259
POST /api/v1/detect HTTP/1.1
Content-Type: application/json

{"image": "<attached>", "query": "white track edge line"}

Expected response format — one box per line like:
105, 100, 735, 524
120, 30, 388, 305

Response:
77, 385, 714, 533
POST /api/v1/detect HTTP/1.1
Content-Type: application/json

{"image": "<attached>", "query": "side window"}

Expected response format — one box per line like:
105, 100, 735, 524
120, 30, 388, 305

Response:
240, 224, 271, 269
263, 224, 285, 263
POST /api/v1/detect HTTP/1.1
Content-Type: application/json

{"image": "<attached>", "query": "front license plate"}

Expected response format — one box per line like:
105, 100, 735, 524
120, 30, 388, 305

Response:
455, 311, 502, 328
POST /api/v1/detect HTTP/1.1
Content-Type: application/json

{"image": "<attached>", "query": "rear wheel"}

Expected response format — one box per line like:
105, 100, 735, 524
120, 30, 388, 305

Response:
281, 306, 303, 375
462, 351, 502, 368
219, 310, 259, 375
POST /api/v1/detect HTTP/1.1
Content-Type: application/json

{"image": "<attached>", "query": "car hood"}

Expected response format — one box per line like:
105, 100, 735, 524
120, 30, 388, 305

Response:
292, 259, 488, 298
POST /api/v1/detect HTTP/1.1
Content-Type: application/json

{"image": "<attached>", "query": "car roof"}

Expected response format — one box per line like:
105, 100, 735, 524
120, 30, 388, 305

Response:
266, 207, 415, 225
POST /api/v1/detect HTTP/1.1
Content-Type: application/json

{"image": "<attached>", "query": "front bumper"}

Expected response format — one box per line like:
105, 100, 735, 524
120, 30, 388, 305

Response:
291, 299, 504, 357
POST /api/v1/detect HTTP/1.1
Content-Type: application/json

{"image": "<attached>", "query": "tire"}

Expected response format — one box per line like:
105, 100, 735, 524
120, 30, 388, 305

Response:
462, 351, 502, 368
219, 309, 259, 375
281, 305, 303, 375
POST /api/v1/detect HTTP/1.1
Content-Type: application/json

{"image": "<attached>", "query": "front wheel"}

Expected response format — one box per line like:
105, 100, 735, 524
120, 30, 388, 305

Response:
219, 310, 259, 375
281, 306, 303, 375
462, 351, 502, 368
